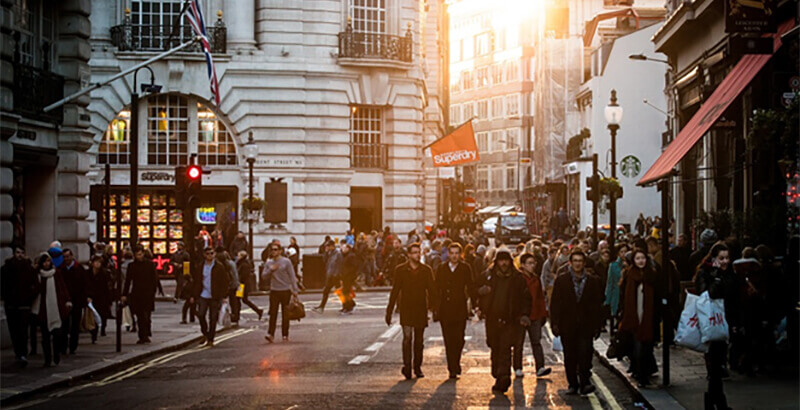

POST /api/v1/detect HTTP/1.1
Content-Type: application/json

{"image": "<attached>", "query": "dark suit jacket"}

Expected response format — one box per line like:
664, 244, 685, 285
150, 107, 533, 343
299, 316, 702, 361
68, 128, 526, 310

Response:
192, 260, 230, 300
434, 261, 477, 323
550, 270, 603, 340
387, 262, 437, 328
124, 259, 158, 313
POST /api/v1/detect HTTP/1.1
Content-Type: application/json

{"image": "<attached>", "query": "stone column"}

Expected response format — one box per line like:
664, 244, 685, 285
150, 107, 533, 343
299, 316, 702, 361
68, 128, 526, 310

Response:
57, 0, 93, 262
224, 0, 256, 50
0, 0, 17, 262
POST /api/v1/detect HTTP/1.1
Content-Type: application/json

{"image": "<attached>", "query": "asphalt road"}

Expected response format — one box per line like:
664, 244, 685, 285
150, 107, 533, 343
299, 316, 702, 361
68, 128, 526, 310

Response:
10, 293, 646, 409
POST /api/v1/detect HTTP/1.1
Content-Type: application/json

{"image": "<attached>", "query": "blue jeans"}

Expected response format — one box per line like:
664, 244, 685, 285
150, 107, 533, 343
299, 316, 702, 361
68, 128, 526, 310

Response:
197, 298, 221, 343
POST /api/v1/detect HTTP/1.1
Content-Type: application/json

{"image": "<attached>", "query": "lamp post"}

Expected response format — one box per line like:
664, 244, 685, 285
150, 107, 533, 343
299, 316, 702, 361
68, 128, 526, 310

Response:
604, 89, 623, 251
243, 132, 259, 263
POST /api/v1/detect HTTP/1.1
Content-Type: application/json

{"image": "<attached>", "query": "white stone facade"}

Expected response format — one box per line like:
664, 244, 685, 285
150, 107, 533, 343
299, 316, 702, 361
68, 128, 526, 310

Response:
86, 0, 438, 256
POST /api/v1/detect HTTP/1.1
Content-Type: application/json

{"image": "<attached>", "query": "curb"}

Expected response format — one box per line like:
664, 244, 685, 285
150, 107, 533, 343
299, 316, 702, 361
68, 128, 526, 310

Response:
593, 338, 685, 410
0, 329, 219, 406
153, 287, 391, 302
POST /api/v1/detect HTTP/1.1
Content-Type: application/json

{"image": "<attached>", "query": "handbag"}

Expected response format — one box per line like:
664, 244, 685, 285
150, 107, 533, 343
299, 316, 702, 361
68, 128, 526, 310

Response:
80, 307, 97, 331
121, 306, 133, 328
606, 330, 634, 359
287, 294, 306, 321
218, 301, 232, 328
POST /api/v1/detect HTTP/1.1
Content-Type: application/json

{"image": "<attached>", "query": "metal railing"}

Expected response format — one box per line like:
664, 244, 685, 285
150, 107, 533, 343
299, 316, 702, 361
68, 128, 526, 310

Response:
351, 143, 389, 169
338, 26, 412, 62
111, 23, 226, 53
12, 62, 64, 123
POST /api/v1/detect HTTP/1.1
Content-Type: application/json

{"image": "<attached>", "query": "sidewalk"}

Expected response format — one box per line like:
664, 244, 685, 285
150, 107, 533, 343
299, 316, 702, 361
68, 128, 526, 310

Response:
593, 333, 798, 409
0, 299, 205, 404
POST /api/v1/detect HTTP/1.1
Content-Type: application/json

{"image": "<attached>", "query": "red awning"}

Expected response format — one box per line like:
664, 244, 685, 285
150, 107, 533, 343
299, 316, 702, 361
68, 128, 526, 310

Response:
638, 21, 794, 186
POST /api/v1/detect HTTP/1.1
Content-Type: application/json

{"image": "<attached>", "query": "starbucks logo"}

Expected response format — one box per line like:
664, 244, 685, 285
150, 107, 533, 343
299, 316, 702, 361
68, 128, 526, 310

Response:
620, 155, 641, 178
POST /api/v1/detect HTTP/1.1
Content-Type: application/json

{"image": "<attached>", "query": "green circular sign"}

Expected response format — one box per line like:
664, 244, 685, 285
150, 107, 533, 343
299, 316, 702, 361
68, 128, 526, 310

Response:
620, 155, 641, 178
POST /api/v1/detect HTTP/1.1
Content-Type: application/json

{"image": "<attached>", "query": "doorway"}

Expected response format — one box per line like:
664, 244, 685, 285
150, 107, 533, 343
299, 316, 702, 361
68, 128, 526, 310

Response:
350, 187, 382, 234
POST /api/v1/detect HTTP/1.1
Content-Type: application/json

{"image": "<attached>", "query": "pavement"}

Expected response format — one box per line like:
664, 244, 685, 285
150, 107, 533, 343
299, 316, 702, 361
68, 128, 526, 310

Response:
3, 292, 644, 409
593, 332, 799, 410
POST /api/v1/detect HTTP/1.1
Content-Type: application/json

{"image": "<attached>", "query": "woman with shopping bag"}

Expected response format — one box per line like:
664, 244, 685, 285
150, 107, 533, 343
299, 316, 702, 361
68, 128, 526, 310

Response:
693, 243, 738, 410
86, 255, 113, 343
618, 249, 658, 387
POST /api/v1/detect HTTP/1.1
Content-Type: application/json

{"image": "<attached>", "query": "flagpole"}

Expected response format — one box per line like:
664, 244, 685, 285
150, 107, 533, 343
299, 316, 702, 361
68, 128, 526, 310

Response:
43, 37, 199, 113
164, 0, 193, 50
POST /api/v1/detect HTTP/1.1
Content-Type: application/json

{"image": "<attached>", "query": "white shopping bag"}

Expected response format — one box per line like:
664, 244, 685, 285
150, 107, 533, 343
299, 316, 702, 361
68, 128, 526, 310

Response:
674, 292, 708, 352
696, 291, 729, 343
218, 301, 232, 328
552, 336, 563, 352
122, 306, 133, 328
87, 302, 102, 326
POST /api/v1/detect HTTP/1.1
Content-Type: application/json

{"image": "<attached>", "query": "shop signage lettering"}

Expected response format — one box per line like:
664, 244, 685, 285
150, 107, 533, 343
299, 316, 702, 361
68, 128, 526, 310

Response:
255, 158, 305, 167
725, 0, 776, 33
140, 172, 175, 183
196, 207, 216, 224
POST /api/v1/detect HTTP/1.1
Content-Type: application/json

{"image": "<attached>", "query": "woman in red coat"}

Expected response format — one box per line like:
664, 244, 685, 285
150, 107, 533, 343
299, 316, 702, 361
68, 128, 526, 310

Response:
517, 253, 552, 378
32, 253, 71, 367
618, 248, 658, 387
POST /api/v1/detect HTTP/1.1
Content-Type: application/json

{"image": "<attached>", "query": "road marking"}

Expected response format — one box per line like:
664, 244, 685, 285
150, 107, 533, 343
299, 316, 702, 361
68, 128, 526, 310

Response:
426, 336, 472, 342
364, 342, 384, 352
379, 324, 401, 339
592, 373, 623, 410
348, 355, 371, 365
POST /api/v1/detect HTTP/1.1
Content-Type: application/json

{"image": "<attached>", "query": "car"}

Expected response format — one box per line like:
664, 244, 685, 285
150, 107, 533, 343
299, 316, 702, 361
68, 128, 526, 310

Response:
482, 217, 497, 237
495, 212, 532, 245
585, 224, 627, 238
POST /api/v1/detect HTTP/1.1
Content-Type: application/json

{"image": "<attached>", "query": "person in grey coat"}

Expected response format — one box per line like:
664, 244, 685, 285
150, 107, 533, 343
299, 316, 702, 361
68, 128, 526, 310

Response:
313, 241, 342, 313
262, 244, 300, 342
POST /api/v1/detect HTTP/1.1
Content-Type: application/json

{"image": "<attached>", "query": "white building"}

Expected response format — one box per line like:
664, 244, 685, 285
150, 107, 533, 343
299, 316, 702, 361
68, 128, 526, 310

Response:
569, 20, 667, 230
85, 0, 441, 267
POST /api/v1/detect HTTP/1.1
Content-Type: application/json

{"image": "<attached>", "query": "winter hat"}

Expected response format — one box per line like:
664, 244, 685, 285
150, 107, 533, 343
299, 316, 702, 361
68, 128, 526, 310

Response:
47, 247, 63, 268
494, 247, 513, 262
699, 229, 718, 246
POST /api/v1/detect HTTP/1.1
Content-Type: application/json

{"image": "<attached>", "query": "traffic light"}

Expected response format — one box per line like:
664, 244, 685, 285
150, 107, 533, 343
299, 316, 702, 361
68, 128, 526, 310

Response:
185, 164, 202, 210
585, 175, 599, 202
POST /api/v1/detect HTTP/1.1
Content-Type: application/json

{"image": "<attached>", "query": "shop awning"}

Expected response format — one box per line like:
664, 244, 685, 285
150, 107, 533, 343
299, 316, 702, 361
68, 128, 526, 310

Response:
638, 21, 793, 186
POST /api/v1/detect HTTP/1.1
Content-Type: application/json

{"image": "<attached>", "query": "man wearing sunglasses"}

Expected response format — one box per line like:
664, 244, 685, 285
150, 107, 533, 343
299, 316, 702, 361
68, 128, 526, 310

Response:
263, 244, 300, 342
190, 246, 231, 347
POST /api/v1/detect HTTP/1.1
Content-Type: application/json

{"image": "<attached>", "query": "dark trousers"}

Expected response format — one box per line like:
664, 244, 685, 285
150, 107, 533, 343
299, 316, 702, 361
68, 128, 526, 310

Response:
242, 283, 262, 314
229, 289, 241, 323
440, 320, 466, 374
89, 317, 108, 342
490, 323, 519, 389
135, 310, 152, 341
39, 322, 62, 365
197, 297, 221, 343
402, 325, 425, 371
6, 307, 30, 359
182, 299, 196, 322
268, 290, 291, 337
341, 272, 356, 311
61, 307, 83, 354
563, 335, 594, 388
518, 318, 546, 370
631, 340, 656, 382
29, 312, 38, 354
317, 276, 340, 309
705, 341, 728, 405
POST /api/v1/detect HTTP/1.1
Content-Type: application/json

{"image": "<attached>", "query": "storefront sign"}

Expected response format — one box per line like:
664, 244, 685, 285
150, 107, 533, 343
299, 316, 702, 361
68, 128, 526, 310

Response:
620, 155, 642, 178
140, 171, 175, 183
725, 0, 776, 33
426, 121, 480, 167
196, 207, 217, 224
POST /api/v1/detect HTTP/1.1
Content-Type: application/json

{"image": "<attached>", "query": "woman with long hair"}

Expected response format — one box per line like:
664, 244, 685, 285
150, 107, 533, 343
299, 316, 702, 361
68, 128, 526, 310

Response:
618, 248, 658, 387
693, 242, 737, 410
87, 255, 113, 342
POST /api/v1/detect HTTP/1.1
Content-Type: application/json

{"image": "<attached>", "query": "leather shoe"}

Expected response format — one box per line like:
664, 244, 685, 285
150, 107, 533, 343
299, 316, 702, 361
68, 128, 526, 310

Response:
565, 386, 579, 395
580, 384, 596, 395
401, 367, 412, 380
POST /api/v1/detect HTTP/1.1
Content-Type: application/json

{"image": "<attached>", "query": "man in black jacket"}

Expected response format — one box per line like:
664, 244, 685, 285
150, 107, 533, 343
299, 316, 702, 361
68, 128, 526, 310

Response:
190, 246, 230, 347
478, 247, 531, 394
434, 242, 477, 379
60, 248, 89, 354
385, 243, 437, 379
550, 250, 603, 395
1, 246, 38, 366
122, 246, 159, 344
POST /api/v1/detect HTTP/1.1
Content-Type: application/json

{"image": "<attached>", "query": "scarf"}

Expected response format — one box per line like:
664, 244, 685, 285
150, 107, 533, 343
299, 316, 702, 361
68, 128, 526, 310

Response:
619, 266, 655, 342
32, 268, 62, 331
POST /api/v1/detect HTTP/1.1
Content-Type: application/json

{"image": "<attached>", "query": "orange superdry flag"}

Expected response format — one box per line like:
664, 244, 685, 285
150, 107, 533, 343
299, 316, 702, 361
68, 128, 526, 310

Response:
427, 121, 480, 167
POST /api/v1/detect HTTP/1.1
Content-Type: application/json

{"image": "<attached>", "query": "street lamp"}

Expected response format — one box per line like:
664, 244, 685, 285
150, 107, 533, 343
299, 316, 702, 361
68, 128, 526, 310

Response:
244, 132, 259, 262
628, 53, 670, 66
604, 90, 623, 251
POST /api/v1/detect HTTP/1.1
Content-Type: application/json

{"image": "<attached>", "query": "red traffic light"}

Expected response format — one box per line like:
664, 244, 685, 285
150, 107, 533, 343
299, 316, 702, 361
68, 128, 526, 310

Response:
187, 165, 202, 180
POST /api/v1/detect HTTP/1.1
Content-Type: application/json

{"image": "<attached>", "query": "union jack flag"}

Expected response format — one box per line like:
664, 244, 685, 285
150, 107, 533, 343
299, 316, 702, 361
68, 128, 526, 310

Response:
184, 0, 220, 106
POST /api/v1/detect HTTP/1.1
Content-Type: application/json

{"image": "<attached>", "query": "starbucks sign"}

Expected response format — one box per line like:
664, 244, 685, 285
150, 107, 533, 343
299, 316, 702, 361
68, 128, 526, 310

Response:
620, 155, 641, 178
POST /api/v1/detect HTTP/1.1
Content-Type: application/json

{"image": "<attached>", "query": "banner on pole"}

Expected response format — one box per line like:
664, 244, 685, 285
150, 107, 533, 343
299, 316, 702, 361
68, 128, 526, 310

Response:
426, 121, 480, 167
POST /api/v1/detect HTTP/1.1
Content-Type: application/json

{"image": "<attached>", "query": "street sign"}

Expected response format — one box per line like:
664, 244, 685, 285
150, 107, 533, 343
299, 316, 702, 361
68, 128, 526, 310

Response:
463, 196, 477, 213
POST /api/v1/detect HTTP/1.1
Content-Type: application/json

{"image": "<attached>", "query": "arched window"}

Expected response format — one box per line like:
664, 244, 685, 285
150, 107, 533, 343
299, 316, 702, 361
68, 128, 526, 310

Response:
99, 95, 237, 166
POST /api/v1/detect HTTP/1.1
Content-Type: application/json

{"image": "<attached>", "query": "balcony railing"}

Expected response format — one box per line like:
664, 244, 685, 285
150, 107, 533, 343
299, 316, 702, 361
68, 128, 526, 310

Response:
351, 143, 389, 170
111, 22, 226, 53
12, 62, 64, 124
338, 26, 412, 63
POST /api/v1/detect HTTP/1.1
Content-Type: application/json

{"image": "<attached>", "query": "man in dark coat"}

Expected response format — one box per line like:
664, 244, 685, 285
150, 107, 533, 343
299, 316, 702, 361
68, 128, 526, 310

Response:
478, 247, 531, 394
434, 242, 477, 379
385, 243, 437, 379
550, 250, 604, 395
190, 246, 230, 347
59, 248, 89, 354
669, 233, 693, 281
0, 246, 38, 366
340, 243, 360, 313
122, 246, 159, 344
